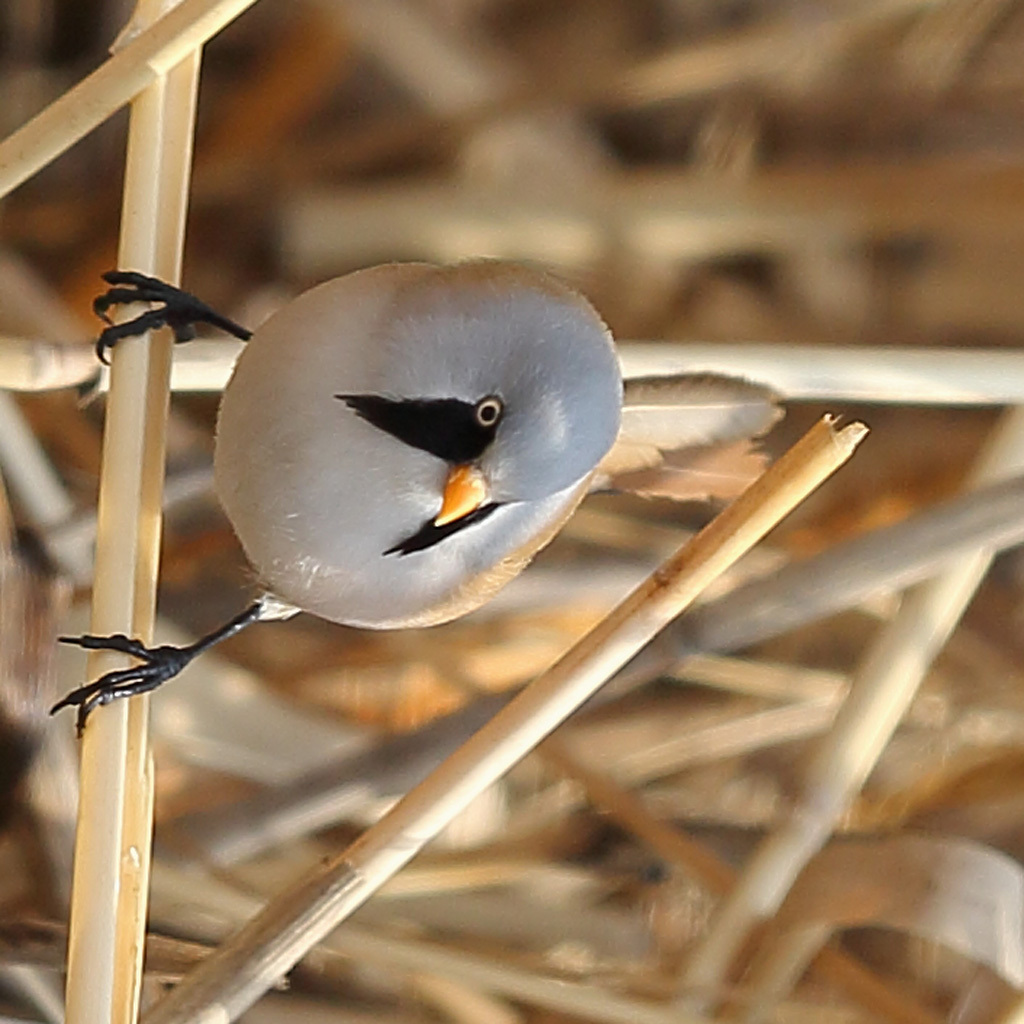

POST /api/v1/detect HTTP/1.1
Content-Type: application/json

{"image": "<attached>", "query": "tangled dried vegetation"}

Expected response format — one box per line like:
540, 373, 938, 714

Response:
2, 1, 1024, 1022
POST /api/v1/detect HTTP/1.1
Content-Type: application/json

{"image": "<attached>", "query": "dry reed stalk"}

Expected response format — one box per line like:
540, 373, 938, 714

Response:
539, 741, 939, 1024
132, 340, 1024, 404
614, 0, 938, 107
619, 343, 1024, 405
0, 395, 89, 582
651, 471, 1024, 668
412, 974, 522, 1024
740, 833, 1024, 1022
0, 0, 259, 198
152, 855, 706, 1024
541, 738, 735, 892
176, 470, 1024, 871
324, 923, 702, 1024
0, 337, 97, 392
149, 860, 863, 1024
140, 416, 866, 1024
674, 655, 847, 704
163, 475, 1024, 879
506, 699, 844, 836
679, 405, 1024, 1014
0, 331, 1006, 406
62, 5, 202, 1022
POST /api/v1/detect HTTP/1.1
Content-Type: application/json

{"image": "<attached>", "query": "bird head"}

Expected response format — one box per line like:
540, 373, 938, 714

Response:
334, 261, 623, 554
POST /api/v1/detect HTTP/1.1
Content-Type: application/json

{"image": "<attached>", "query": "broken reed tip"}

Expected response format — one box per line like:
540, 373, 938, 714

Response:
836, 419, 870, 445
818, 415, 870, 452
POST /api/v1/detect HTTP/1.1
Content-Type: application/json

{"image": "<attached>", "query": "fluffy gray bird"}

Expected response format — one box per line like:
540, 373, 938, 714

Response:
216, 260, 622, 629
53, 260, 777, 731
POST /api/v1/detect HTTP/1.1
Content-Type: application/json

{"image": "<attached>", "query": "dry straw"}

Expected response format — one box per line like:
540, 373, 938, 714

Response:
0, 3, 268, 1020
4, 333, 1024, 407
62, 39, 199, 1024
0, 7, 876, 1020
0, 4, 219, 1024
140, 415, 866, 1024
0, 0, 258, 198
680, 405, 1024, 1015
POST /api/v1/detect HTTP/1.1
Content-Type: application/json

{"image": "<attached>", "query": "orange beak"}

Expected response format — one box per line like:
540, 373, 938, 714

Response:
435, 464, 489, 526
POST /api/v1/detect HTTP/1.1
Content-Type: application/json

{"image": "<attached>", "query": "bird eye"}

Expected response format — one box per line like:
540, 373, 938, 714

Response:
474, 395, 503, 427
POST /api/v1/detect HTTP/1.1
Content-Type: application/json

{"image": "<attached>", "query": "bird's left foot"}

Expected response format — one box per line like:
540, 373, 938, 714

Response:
93, 270, 252, 364
52, 633, 198, 735
52, 601, 269, 735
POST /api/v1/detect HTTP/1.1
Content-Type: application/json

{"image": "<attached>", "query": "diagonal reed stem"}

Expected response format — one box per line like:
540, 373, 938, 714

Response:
140, 416, 866, 1024
0, 0, 259, 199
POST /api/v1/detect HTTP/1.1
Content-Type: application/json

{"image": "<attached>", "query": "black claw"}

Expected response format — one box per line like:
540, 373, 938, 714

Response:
101, 269, 167, 288
51, 634, 197, 734
52, 602, 267, 736
91, 270, 252, 363
59, 632, 153, 658
94, 286, 169, 319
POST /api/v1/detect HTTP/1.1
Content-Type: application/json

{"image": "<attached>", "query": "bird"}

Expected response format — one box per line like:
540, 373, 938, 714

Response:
52, 260, 779, 731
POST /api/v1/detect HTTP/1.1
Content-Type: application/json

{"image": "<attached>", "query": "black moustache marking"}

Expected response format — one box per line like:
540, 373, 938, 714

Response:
337, 393, 498, 463
385, 503, 501, 556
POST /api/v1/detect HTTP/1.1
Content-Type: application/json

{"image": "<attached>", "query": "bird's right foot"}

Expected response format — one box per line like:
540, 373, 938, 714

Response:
93, 270, 252, 364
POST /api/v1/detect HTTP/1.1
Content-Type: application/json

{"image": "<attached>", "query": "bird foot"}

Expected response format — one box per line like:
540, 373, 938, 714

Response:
51, 601, 269, 735
93, 269, 252, 364
52, 633, 198, 735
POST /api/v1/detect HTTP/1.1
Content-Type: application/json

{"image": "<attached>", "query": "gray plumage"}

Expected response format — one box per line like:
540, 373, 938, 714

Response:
214, 261, 623, 629
51, 262, 787, 732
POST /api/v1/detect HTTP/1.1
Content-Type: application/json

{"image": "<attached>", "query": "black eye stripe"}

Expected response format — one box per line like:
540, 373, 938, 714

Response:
384, 503, 501, 556
336, 394, 500, 463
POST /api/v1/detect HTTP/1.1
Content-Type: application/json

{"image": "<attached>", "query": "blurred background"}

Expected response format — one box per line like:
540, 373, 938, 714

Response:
2, 1, 1024, 1022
